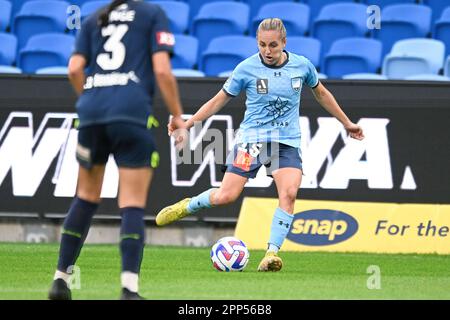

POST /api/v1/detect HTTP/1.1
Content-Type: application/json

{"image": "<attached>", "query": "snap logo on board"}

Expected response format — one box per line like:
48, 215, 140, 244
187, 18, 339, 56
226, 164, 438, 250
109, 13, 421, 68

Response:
287, 210, 358, 246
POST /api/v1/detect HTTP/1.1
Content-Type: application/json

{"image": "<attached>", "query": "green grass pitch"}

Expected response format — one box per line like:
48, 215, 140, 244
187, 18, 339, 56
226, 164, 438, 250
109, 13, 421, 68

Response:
1, 243, 450, 300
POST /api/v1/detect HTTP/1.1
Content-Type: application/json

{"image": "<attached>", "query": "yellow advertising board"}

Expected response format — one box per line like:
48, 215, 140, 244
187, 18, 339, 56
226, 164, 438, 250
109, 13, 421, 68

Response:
234, 197, 450, 254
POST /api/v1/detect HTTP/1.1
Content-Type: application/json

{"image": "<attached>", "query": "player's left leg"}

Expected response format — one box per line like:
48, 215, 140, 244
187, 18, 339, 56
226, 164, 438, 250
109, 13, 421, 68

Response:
258, 166, 302, 272
117, 167, 152, 300
49, 165, 105, 300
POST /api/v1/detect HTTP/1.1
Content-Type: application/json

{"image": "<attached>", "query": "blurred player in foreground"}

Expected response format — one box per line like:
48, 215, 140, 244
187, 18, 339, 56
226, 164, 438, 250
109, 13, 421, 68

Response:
156, 18, 364, 272
48, 0, 185, 300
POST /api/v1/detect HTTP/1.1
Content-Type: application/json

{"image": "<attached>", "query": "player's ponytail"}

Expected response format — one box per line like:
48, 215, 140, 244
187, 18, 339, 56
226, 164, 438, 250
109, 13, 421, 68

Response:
257, 18, 287, 40
98, 0, 128, 27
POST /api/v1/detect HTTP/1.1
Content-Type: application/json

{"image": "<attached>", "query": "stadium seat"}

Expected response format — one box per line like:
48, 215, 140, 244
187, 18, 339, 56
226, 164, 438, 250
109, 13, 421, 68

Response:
0, 32, 17, 65
172, 34, 198, 69
80, 0, 109, 21
445, 56, 450, 77
373, 4, 432, 56
424, 0, 450, 22
185, 0, 234, 31
35, 66, 69, 75
285, 36, 321, 68
200, 35, 256, 76
243, 0, 296, 22
251, 2, 310, 37
13, 0, 70, 51
151, 1, 189, 34
317, 73, 328, 79
404, 74, 450, 81
0, 0, 12, 32
382, 38, 445, 79
312, 3, 368, 65
360, 0, 417, 8
218, 70, 232, 78
303, 0, 354, 31
342, 73, 388, 80
0, 65, 22, 74
18, 33, 75, 74
433, 7, 450, 57
192, 2, 250, 60
172, 68, 205, 77
323, 38, 383, 79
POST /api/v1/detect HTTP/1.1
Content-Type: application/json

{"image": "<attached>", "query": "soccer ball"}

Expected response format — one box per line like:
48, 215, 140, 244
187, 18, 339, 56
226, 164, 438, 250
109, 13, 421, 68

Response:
210, 236, 250, 272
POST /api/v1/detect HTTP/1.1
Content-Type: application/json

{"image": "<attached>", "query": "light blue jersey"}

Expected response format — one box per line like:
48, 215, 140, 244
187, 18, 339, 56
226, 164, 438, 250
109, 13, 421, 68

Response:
223, 51, 319, 148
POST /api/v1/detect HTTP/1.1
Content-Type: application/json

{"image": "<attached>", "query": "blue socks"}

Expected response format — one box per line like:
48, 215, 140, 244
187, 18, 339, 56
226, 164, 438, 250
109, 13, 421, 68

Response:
120, 207, 145, 273
187, 189, 214, 213
268, 207, 294, 252
57, 197, 98, 272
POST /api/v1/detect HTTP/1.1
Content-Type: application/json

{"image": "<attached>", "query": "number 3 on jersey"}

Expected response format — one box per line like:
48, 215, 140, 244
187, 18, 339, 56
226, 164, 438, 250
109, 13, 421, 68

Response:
96, 24, 128, 71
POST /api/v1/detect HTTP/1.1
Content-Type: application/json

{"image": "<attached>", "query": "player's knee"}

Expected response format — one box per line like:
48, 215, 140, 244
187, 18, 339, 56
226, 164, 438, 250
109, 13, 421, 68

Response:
279, 186, 298, 204
214, 190, 239, 206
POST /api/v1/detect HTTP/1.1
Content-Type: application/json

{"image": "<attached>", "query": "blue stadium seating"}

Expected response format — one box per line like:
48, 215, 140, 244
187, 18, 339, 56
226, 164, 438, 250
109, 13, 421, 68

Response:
424, 0, 450, 22
80, 0, 109, 21
200, 35, 256, 76
404, 74, 450, 81
383, 38, 445, 79
433, 7, 450, 57
360, 0, 417, 8
303, 0, 354, 31
13, 0, 70, 51
0, 0, 12, 32
323, 38, 383, 79
342, 73, 388, 80
18, 33, 75, 73
172, 34, 198, 69
312, 3, 368, 66
251, 2, 310, 37
0, 32, 17, 65
245, 0, 297, 28
0, 65, 22, 74
185, 0, 233, 32
218, 70, 232, 77
373, 4, 432, 56
151, 1, 189, 34
445, 56, 450, 77
35, 66, 68, 75
285, 36, 321, 68
172, 68, 205, 77
192, 2, 250, 61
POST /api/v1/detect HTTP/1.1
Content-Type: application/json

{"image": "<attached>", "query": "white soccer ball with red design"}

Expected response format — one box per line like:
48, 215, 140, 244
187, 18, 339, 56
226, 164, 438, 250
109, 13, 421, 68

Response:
210, 236, 250, 272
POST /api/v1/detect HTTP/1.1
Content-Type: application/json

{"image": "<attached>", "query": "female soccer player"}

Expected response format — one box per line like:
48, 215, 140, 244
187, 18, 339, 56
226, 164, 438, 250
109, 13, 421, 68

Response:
155, 18, 364, 272
48, 0, 186, 300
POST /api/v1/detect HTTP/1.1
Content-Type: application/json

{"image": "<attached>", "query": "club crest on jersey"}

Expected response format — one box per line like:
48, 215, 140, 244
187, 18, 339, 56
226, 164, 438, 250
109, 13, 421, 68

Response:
291, 77, 302, 92
256, 79, 268, 94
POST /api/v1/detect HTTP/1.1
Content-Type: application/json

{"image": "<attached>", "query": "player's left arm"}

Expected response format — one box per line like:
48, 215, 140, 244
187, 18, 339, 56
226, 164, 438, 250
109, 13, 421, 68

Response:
68, 54, 86, 96
311, 82, 365, 140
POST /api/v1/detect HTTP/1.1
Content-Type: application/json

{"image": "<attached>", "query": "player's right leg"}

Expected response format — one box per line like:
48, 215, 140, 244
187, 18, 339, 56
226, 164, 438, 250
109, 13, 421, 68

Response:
155, 172, 248, 226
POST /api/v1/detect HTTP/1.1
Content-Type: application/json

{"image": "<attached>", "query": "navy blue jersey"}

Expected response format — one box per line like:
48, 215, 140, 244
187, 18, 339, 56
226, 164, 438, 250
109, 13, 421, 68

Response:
74, 0, 174, 128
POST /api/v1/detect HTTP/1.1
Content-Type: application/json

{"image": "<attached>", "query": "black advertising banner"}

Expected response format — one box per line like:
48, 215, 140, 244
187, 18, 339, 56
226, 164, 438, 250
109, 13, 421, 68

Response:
0, 75, 449, 222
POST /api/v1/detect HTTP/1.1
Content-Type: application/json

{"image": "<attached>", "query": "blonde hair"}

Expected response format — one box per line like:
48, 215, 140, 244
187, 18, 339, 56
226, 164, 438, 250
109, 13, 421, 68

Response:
257, 18, 287, 39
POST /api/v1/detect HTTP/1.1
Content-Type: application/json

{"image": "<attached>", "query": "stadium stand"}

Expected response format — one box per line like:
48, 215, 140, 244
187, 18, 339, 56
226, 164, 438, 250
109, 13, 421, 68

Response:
0, 0, 12, 32
360, 0, 417, 8
303, 0, 354, 31
13, 0, 70, 52
18, 33, 75, 73
200, 35, 256, 76
151, 1, 190, 34
244, 0, 296, 23
80, 0, 109, 21
172, 68, 205, 77
312, 3, 368, 66
0, 65, 22, 74
35, 66, 69, 75
433, 7, 450, 57
445, 56, 450, 77
251, 2, 310, 37
323, 37, 383, 79
373, 4, 433, 56
342, 73, 388, 80
286, 36, 321, 68
185, 0, 233, 32
172, 34, 199, 69
404, 74, 450, 81
0, 32, 17, 65
192, 2, 250, 62
424, 0, 450, 22
382, 38, 446, 79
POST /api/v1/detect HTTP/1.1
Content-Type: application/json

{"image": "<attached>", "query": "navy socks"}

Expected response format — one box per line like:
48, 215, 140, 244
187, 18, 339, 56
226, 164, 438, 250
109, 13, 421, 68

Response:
120, 207, 145, 273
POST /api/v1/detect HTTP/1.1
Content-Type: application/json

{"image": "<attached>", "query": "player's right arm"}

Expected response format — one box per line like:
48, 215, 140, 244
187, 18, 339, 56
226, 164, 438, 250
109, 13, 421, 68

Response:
68, 54, 86, 96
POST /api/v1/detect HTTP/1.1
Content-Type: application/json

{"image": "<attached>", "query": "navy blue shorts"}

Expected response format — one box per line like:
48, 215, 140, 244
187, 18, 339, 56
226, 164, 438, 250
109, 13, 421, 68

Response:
224, 142, 302, 179
76, 123, 158, 169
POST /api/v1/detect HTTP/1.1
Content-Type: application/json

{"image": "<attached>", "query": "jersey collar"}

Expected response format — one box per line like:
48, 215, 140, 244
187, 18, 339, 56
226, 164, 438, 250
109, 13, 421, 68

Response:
259, 50, 289, 69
